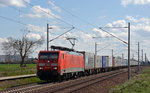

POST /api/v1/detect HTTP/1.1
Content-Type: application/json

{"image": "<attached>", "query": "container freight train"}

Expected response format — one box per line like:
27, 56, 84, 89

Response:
37, 46, 138, 81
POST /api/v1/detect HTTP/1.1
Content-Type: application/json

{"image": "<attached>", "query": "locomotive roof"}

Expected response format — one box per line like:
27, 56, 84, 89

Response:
51, 45, 74, 51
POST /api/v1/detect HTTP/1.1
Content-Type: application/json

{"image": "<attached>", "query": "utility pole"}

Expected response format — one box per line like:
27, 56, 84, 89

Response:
47, 23, 49, 51
47, 23, 53, 51
122, 53, 124, 66
112, 49, 113, 66
138, 42, 140, 71
128, 22, 131, 80
94, 42, 97, 70
145, 53, 146, 63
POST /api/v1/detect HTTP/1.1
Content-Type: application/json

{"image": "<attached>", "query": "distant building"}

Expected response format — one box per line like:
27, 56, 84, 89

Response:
0, 55, 28, 63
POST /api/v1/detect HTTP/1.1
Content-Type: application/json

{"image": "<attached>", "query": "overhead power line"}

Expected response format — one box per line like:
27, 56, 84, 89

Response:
97, 44, 111, 52
99, 27, 128, 44
49, 27, 75, 42
23, 0, 73, 27
0, 15, 27, 26
113, 49, 126, 55
47, 0, 97, 28
24, 0, 128, 45
8, 6, 50, 23
49, 0, 129, 45
3, 0, 129, 48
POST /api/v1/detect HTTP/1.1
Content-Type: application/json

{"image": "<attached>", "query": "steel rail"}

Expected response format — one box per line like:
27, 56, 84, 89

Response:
48, 70, 127, 93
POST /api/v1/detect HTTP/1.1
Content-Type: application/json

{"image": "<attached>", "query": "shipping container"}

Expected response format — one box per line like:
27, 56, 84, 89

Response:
113, 57, 115, 67
95, 56, 102, 68
115, 56, 121, 66
130, 59, 138, 66
124, 59, 128, 66
102, 56, 106, 67
84, 52, 95, 69
106, 56, 109, 67
109, 56, 113, 67
121, 59, 127, 66
123, 59, 138, 66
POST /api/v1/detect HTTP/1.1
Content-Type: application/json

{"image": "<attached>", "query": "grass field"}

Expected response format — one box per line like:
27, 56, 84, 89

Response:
0, 77, 42, 90
0, 64, 37, 77
0, 64, 43, 90
111, 66, 150, 93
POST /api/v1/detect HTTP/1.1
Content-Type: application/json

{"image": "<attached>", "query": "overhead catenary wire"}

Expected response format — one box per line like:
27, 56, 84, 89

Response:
0, 15, 27, 26
24, 0, 129, 47
0, 6, 48, 27
49, 27, 75, 42
48, 0, 128, 45
99, 28, 128, 44
97, 44, 111, 52
2, 0, 129, 54
47, 0, 97, 28
23, 0, 91, 34
113, 49, 126, 56
23, 0, 73, 27
8, 6, 51, 23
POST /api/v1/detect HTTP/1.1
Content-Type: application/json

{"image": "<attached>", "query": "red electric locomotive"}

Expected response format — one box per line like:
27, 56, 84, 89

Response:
37, 46, 84, 80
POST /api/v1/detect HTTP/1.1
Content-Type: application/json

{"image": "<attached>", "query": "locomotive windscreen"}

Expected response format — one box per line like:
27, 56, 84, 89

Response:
40, 52, 59, 60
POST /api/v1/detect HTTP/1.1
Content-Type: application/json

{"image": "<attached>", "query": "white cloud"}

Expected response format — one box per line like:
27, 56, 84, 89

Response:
0, 38, 8, 43
48, 0, 61, 13
105, 16, 150, 53
75, 32, 94, 43
26, 14, 41, 18
126, 16, 150, 24
121, 0, 150, 6
0, 0, 30, 7
26, 16, 150, 59
27, 24, 45, 32
106, 20, 127, 32
26, 33, 41, 40
111, 20, 127, 27
117, 32, 128, 37
126, 16, 138, 23
138, 17, 150, 24
51, 31, 96, 52
125, 16, 150, 32
25, 5, 60, 19
131, 24, 150, 32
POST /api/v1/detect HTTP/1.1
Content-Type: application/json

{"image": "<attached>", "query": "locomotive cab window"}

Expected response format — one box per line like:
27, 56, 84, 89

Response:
40, 52, 59, 60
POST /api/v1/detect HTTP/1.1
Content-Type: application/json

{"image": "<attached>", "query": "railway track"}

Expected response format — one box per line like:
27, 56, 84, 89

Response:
0, 69, 128, 93
0, 82, 55, 93
48, 70, 127, 93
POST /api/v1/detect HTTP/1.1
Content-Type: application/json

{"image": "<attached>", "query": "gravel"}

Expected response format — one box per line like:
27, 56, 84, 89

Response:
74, 68, 138, 93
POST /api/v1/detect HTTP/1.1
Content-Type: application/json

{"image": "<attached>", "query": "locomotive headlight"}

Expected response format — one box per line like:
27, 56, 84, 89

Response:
39, 67, 43, 70
53, 67, 57, 70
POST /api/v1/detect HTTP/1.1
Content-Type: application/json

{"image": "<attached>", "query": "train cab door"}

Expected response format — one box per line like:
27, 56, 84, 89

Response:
62, 53, 65, 67
60, 53, 65, 74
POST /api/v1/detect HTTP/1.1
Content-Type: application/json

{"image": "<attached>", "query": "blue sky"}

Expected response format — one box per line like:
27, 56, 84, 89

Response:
0, 0, 150, 60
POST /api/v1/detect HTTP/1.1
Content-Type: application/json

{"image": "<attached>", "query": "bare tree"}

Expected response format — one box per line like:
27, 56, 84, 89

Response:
2, 33, 43, 67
